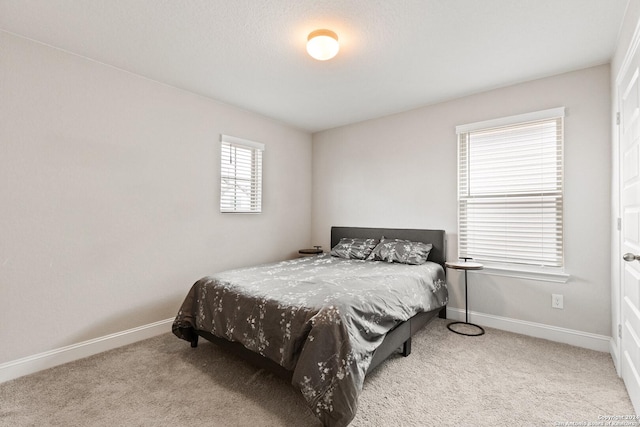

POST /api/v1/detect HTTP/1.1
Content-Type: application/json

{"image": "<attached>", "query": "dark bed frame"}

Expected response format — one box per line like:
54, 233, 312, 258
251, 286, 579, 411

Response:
190, 226, 447, 380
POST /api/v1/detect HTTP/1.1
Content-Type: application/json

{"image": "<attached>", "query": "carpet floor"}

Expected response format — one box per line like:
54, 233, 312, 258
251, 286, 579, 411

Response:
0, 319, 635, 426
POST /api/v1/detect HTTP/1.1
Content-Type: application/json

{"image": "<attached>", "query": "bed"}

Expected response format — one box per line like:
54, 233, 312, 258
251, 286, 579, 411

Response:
172, 226, 448, 426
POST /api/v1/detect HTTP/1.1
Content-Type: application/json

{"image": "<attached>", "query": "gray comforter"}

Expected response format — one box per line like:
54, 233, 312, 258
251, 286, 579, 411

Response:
172, 254, 448, 426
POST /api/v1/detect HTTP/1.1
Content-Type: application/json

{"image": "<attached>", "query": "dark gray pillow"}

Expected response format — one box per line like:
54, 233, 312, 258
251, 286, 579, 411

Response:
330, 238, 379, 260
366, 239, 432, 265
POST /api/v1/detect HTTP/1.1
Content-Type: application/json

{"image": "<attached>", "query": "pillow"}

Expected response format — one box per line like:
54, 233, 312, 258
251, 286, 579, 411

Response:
330, 238, 379, 260
366, 239, 432, 265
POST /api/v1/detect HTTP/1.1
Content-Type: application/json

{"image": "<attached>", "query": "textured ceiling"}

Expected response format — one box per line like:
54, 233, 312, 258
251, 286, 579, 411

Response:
0, 0, 630, 132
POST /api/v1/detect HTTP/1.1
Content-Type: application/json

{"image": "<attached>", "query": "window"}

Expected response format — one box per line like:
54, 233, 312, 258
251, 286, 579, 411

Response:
456, 107, 564, 268
220, 134, 264, 213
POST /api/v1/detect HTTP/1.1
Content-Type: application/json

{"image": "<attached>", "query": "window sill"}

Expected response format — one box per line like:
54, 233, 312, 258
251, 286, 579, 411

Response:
472, 264, 570, 283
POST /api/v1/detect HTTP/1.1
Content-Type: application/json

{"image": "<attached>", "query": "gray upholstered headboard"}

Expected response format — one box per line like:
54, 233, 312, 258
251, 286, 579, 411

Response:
330, 226, 447, 267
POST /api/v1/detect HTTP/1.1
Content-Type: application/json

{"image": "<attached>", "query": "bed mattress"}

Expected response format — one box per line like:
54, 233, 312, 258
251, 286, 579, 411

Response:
172, 254, 448, 426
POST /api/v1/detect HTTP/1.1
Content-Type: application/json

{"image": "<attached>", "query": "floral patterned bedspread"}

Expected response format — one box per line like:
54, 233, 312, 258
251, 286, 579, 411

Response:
172, 254, 448, 426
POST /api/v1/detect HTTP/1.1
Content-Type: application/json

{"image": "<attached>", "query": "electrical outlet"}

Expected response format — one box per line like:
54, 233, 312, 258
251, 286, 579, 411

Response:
552, 294, 563, 309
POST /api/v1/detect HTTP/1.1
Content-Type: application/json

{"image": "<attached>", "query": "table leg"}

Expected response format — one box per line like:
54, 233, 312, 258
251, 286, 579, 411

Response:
447, 268, 485, 336
465, 269, 469, 323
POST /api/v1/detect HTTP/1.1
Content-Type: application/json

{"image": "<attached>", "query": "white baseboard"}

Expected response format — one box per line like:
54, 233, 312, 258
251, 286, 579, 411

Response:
447, 308, 611, 352
0, 318, 174, 384
0, 311, 613, 384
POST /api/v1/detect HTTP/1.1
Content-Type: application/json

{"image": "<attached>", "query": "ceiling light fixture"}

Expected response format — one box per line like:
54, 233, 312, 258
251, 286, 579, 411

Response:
306, 29, 339, 61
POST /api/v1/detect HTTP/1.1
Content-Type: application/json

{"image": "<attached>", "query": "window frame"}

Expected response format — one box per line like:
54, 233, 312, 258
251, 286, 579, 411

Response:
220, 134, 264, 214
455, 107, 569, 282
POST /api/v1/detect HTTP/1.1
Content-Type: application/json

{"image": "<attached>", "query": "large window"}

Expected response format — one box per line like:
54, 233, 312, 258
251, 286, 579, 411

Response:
220, 134, 264, 213
456, 107, 564, 268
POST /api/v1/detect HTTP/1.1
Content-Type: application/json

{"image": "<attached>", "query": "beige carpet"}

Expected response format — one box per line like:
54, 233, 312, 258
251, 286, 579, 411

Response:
0, 319, 635, 426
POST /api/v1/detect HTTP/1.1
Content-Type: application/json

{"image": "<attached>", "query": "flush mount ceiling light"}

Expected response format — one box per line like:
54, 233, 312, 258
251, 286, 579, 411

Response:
306, 29, 339, 61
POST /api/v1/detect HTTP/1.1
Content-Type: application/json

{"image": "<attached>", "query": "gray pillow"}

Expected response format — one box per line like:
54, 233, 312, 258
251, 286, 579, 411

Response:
330, 238, 379, 260
366, 239, 432, 265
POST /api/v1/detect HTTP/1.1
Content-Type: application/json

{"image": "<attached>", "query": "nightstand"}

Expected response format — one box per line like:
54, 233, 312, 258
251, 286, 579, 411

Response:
445, 259, 485, 336
298, 246, 323, 257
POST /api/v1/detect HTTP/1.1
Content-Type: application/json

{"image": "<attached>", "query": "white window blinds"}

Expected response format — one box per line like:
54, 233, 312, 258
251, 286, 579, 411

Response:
220, 135, 264, 213
456, 108, 564, 268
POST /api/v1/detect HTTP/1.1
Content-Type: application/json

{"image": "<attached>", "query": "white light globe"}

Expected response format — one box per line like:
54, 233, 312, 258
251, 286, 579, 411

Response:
307, 29, 339, 61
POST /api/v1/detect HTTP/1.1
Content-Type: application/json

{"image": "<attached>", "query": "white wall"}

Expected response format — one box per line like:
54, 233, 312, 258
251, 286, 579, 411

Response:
0, 31, 312, 364
312, 64, 612, 337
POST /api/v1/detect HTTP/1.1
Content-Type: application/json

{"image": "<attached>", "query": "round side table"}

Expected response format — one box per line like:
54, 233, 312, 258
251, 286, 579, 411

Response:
445, 260, 485, 336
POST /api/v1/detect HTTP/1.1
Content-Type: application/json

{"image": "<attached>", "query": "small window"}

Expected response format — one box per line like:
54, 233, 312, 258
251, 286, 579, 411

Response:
220, 135, 264, 213
456, 107, 564, 268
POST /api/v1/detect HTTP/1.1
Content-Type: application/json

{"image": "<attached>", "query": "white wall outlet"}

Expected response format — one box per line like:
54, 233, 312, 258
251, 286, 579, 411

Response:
552, 294, 564, 309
